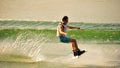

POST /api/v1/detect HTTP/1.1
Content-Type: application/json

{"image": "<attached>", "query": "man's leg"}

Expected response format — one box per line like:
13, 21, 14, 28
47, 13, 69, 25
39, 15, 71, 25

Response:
70, 38, 85, 56
70, 38, 79, 56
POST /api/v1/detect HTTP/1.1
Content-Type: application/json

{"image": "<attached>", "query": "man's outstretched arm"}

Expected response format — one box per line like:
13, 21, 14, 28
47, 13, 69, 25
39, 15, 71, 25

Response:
67, 25, 80, 29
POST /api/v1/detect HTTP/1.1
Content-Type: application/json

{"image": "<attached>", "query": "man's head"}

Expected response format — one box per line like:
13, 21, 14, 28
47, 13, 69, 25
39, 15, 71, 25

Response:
62, 16, 68, 25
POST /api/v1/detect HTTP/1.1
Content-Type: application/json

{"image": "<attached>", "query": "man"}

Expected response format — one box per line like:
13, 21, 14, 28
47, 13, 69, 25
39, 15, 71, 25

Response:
57, 16, 85, 57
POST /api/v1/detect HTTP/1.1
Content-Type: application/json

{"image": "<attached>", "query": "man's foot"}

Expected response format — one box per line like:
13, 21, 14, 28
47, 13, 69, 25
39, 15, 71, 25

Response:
73, 49, 86, 57
77, 49, 86, 56
73, 50, 78, 56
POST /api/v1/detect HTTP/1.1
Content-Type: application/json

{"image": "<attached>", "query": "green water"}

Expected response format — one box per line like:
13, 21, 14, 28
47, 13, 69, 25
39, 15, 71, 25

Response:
0, 21, 120, 68
0, 29, 120, 43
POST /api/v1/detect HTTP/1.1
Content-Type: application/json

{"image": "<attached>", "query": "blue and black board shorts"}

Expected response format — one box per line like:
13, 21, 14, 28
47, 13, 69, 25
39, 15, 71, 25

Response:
59, 36, 70, 43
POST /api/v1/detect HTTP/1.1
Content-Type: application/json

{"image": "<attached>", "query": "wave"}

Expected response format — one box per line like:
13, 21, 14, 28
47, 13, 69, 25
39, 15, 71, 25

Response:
0, 20, 120, 30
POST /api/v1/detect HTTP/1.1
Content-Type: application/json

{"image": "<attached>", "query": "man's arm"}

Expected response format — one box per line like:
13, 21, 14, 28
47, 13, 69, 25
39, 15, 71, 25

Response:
67, 25, 80, 29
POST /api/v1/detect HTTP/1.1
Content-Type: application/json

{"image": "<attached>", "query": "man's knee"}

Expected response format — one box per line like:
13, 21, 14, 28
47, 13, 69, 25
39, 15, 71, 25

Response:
70, 39, 76, 42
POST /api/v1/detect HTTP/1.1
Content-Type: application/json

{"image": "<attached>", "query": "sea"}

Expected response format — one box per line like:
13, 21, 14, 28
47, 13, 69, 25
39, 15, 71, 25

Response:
0, 20, 120, 68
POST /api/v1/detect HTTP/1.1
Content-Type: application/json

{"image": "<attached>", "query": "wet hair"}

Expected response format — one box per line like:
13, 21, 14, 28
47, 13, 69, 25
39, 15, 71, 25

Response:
62, 16, 68, 21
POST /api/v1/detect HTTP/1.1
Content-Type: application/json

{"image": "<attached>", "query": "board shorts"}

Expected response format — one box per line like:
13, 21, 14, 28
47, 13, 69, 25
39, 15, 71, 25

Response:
59, 36, 70, 43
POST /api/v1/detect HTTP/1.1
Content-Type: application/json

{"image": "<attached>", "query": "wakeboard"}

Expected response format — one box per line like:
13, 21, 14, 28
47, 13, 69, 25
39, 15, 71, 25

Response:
73, 50, 86, 58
